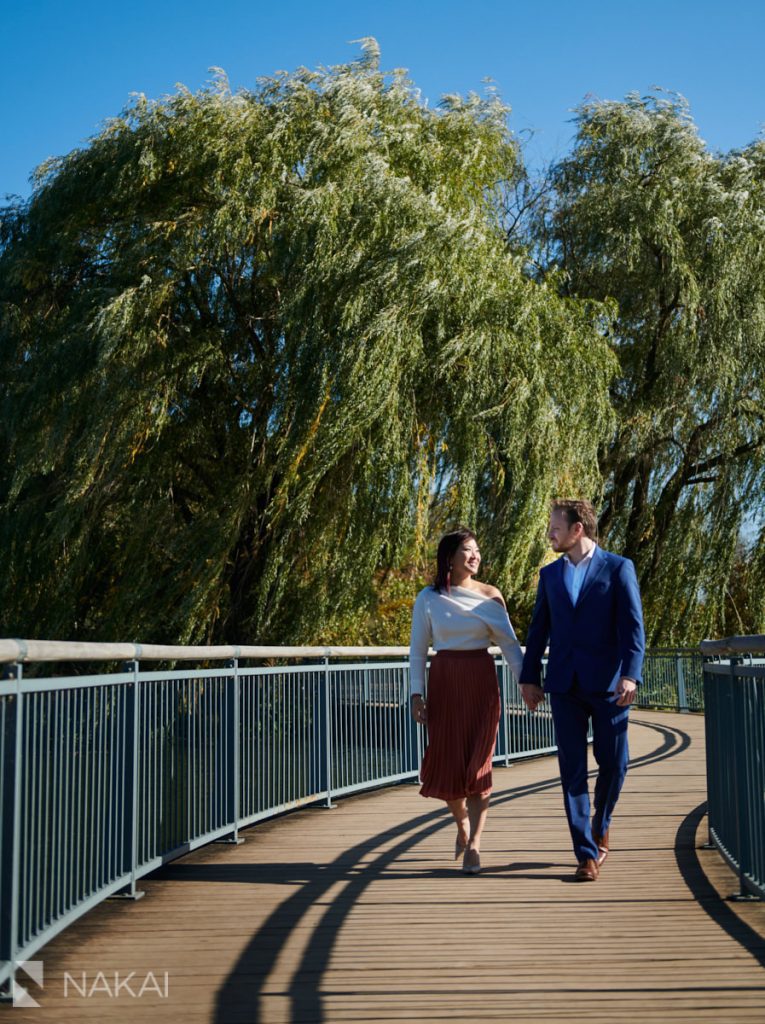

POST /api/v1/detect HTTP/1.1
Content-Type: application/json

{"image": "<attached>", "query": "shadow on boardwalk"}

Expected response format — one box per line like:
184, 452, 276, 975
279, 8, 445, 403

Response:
5, 712, 765, 1023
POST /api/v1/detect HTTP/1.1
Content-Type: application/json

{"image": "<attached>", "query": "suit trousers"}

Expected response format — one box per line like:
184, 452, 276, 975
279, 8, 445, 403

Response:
549, 684, 630, 862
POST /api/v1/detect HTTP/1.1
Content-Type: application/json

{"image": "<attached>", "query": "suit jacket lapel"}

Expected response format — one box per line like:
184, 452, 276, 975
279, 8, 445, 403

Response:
552, 556, 574, 608
577, 547, 607, 606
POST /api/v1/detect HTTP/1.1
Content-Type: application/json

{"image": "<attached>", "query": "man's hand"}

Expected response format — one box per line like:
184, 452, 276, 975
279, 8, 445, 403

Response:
519, 683, 545, 712
615, 677, 638, 707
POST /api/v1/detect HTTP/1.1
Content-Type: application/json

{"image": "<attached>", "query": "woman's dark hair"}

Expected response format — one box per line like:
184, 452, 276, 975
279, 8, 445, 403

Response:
432, 526, 477, 593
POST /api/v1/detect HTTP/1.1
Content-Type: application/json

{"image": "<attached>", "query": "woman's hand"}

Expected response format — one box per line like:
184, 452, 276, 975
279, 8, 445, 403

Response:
410, 694, 427, 724
519, 683, 545, 712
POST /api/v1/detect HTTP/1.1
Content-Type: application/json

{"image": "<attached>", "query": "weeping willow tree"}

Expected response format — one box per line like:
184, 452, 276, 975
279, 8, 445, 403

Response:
0, 43, 614, 645
541, 93, 765, 642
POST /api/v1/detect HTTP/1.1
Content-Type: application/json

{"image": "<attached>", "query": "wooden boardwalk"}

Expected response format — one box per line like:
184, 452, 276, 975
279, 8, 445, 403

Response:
4, 711, 765, 1023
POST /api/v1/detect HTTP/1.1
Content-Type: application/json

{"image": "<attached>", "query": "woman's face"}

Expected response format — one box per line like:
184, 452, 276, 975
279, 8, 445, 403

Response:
451, 538, 481, 578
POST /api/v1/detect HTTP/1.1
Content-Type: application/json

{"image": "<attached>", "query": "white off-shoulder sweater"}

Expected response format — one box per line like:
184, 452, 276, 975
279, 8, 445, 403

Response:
409, 585, 525, 696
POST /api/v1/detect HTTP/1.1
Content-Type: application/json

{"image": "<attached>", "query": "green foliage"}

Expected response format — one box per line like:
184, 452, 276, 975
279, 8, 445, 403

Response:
0, 45, 613, 644
721, 540, 765, 638
6, 60, 761, 648
540, 92, 765, 642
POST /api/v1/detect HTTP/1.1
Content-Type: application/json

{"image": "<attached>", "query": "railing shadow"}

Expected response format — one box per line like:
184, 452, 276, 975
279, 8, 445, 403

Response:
674, 801, 765, 970
145, 716, 692, 1023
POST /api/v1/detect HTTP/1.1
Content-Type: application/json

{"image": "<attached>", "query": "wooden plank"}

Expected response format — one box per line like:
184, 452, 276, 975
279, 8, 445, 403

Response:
3, 711, 764, 1023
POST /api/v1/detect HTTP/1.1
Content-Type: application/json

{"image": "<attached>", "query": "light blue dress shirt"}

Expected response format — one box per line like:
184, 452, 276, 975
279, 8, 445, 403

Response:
562, 545, 597, 606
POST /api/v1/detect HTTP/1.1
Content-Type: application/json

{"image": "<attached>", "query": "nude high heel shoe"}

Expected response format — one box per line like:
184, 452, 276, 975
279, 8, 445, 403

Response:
462, 848, 481, 875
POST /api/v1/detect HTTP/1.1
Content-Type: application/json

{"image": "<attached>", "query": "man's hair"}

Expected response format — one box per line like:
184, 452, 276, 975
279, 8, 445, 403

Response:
551, 499, 599, 541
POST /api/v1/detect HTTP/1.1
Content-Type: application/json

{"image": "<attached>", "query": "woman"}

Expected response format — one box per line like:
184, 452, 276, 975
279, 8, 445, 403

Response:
409, 527, 524, 874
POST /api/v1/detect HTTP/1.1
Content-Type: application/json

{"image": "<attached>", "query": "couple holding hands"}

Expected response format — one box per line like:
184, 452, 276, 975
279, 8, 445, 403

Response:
409, 499, 645, 880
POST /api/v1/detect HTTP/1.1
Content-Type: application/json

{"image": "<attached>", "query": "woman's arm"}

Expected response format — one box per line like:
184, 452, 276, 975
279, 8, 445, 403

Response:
408, 591, 430, 698
479, 587, 525, 681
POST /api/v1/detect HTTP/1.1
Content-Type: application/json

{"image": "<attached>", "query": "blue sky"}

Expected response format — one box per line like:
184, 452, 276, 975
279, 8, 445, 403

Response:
2, 0, 764, 200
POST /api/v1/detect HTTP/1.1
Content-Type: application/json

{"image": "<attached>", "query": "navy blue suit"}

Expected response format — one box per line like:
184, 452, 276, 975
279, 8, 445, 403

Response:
520, 547, 645, 861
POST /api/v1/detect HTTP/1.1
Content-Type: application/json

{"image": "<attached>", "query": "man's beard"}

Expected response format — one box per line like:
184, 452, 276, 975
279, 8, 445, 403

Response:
552, 538, 576, 553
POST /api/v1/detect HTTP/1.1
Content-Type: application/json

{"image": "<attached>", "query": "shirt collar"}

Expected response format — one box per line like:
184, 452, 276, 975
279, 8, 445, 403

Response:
563, 544, 598, 568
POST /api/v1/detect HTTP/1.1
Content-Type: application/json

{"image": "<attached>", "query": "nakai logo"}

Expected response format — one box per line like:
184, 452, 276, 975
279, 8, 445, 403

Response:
12, 960, 44, 1008
64, 971, 170, 999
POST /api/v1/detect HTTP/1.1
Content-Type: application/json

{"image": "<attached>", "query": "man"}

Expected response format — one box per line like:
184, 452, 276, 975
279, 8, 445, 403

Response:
519, 499, 645, 882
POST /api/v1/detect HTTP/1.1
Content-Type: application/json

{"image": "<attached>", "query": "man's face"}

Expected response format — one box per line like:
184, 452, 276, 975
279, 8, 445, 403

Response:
548, 510, 581, 553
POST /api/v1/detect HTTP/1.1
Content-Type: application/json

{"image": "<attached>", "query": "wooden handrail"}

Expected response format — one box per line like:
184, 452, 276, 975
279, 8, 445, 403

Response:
0, 639, 457, 664
6, 634, 762, 665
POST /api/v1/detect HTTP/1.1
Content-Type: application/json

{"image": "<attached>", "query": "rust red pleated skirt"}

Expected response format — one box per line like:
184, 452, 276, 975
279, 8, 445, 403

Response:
419, 649, 501, 801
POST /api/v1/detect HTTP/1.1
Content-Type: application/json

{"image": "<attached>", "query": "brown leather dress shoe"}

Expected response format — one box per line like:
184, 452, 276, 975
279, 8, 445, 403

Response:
592, 827, 609, 867
574, 858, 599, 882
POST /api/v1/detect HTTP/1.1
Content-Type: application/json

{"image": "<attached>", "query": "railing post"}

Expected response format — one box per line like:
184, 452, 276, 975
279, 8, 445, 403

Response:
321, 657, 335, 808
726, 656, 751, 900
216, 658, 244, 845
676, 655, 689, 713
0, 662, 23, 1001
700, 656, 716, 849
404, 657, 419, 781
363, 656, 371, 703
729, 656, 760, 901
498, 657, 511, 767
111, 661, 144, 901
729, 656, 743, 892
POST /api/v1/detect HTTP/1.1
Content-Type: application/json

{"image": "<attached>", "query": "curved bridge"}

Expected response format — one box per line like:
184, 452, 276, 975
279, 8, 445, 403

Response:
6, 710, 765, 1023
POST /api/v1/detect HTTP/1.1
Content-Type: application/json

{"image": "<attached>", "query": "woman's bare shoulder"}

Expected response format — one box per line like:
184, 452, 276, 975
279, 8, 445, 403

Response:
474, 582, 506, 606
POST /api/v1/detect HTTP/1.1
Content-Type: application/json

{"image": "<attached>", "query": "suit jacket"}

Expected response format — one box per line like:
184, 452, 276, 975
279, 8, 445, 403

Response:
519, 547, 645, 694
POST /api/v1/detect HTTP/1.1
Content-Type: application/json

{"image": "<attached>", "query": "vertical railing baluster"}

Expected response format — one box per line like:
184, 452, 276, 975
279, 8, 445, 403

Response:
500, 657, 511, 767
0, 662, 24, 999
321, 657, 334, 808
732, 656, 758, 901
258, 672, 263, 814
53, 690, 62, 917
406, 654, 421, 780
281, 672, 286, 809
216, 658, 243, 846
701, 656, 716, 849
111, 661, 144, 902
676, 655, 688, 713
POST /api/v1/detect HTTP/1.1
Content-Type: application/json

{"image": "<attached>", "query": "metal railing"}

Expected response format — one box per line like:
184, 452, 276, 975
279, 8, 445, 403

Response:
0, 640, 556, 990
700, 635, 765, 901
0, 638, 696, 990
637, 647, 704, 711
